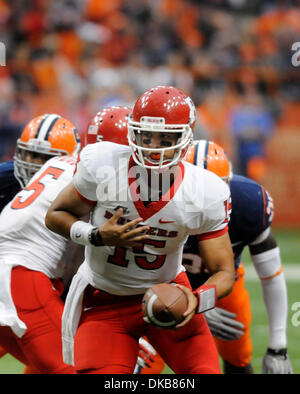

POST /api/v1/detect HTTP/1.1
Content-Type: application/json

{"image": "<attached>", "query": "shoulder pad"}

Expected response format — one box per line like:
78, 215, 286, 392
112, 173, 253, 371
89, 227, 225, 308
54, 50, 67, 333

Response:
229, 175, 273, 243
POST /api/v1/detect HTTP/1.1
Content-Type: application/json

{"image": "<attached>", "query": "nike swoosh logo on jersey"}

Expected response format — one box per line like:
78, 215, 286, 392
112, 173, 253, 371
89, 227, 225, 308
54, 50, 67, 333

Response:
159, 219, 175, 224
231, 241, 242, 247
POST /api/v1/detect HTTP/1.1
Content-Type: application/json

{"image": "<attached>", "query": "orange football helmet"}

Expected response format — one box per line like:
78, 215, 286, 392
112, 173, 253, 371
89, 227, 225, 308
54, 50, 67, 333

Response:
83, 106, 131, 147
185, 140, 232, 182
14, 113, 80, 187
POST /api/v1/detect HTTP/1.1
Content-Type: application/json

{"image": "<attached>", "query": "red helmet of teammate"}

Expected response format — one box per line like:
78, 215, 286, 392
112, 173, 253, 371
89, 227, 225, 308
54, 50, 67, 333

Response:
83, 106, 131, 147
185, 140, 232, 182
127, 86, 196, 169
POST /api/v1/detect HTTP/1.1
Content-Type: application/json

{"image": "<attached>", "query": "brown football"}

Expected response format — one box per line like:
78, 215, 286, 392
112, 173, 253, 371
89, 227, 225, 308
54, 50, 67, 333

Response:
142, 283, 188, 328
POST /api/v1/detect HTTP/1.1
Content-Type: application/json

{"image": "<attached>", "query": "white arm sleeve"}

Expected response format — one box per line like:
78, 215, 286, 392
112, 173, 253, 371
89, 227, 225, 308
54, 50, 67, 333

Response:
251, 247, 288, 349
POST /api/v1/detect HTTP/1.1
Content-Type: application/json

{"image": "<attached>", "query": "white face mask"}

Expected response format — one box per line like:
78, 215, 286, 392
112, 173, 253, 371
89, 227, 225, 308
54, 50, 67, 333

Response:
13, 138, 69, 188
127, 116, 193, 170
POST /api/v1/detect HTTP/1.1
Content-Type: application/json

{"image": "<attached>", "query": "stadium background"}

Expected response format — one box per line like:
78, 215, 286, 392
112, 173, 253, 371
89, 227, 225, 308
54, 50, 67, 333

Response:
0, 0, 299, 374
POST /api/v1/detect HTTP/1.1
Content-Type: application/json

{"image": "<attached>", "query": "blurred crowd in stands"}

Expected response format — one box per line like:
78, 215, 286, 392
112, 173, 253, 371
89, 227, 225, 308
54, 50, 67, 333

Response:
0, 0, 300, 182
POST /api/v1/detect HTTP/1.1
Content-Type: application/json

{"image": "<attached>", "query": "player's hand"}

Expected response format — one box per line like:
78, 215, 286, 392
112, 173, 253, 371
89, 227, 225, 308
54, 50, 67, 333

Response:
99, 208, 149, 247
174, 284, 198, 328
204, 307, 245, 341
262, 348, 293, 374
135, 337, 157, 371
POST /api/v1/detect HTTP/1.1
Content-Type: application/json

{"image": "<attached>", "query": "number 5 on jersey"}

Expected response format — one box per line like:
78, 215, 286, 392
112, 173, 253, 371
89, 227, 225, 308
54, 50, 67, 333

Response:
11, 166, 64, 210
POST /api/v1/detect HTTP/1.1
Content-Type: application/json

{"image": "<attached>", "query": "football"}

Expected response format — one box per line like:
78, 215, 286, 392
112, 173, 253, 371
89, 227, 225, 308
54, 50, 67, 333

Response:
142, 283, 188, 328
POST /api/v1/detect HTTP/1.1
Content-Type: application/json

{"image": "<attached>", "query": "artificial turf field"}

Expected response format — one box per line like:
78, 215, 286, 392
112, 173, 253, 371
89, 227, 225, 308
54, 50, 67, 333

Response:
0, 229, 299, 374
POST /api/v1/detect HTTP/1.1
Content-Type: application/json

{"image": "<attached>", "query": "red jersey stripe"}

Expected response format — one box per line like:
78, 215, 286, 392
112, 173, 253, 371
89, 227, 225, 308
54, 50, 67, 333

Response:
197, 225, 228, 241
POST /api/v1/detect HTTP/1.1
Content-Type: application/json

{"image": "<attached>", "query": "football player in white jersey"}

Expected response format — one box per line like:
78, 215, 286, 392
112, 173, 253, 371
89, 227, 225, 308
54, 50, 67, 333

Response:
0, 114, 80, 374
0, 107, 130, 374
46, 86, 235, 374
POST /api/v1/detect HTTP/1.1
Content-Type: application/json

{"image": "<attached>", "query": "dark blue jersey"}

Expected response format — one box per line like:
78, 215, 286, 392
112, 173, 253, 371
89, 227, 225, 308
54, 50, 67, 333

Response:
184, 174, 274, 288
0, 160, 20, 213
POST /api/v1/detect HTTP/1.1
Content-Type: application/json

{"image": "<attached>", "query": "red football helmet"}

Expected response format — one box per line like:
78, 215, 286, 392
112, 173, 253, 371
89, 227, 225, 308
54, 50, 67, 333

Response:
83, 106, 131, 147
127, 86, 196, 169
185, 140, 232, 182
14, 113, 80, 187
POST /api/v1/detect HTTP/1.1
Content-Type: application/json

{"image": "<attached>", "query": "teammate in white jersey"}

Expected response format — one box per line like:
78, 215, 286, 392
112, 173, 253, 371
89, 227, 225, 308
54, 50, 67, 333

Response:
0, 114, 80, 374
0, 107, 130, 374
46, 86, 235, 374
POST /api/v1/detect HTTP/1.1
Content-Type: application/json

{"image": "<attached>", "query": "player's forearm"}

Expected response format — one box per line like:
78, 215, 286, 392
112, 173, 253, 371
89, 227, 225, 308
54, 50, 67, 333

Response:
45, 209, 79, 240
45, 182, 93, 240
204, 269, 235, 299
197, 233, 235, 300
260, 273, 288, 348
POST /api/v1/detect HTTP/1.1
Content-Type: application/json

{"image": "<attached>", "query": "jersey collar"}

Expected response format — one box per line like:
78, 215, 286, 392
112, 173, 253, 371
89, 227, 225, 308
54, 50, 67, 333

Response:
128, 156, 185, 221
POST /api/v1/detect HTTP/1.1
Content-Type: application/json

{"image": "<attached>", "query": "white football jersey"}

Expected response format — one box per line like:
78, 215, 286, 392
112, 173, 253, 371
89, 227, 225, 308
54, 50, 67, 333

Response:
73, 142, 231, 295
0, 155, 76, 278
